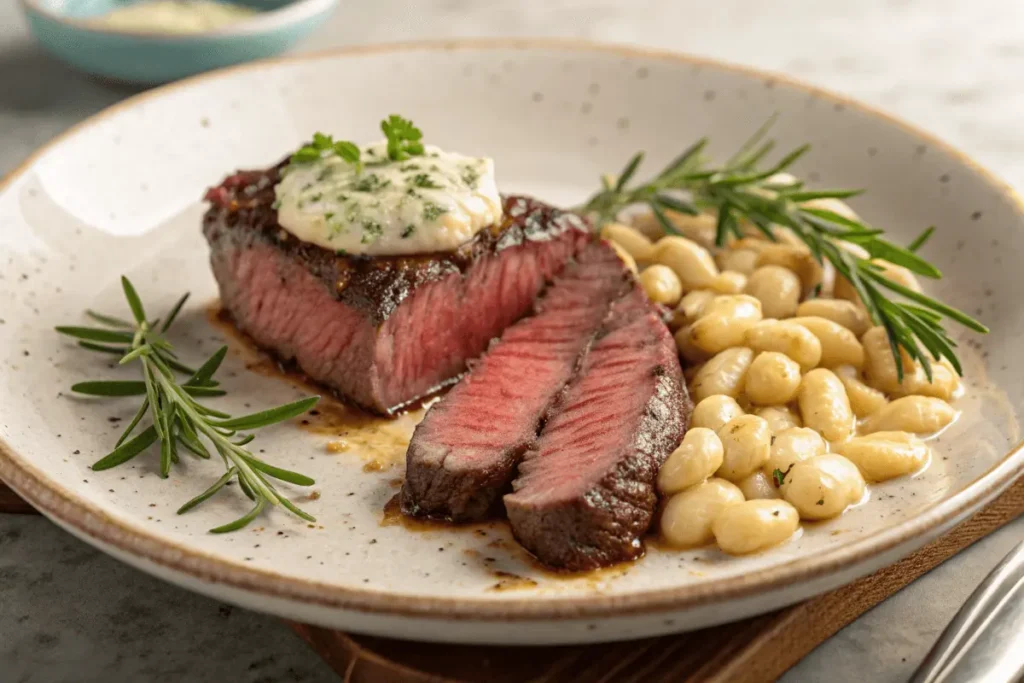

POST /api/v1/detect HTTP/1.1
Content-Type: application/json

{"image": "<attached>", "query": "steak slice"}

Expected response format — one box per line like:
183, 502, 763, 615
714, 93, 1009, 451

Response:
202, 162, 590, 415
505, 285, 690, 570
401, 242, 629, 521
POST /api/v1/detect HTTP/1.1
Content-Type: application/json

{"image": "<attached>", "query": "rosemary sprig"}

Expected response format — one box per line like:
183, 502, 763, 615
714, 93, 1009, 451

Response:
56, 277, 320, 533
578, 118, 988, 380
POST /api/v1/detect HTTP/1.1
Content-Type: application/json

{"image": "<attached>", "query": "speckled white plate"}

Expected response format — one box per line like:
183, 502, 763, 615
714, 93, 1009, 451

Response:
1, 40, 1022, 645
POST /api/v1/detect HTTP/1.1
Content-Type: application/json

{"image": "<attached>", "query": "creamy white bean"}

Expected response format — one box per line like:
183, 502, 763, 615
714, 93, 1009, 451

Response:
602, 189, 971, 558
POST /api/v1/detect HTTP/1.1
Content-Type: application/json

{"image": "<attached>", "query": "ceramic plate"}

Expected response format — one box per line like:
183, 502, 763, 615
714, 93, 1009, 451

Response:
1, 40, 1022, 645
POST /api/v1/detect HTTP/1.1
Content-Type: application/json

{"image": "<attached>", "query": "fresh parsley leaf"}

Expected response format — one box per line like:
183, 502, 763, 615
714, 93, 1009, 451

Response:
312, 132, 333, 150
290, 132, 361, 171
334, 141, 362, 169
290, 146, 321, 164
381, 114, 425, 161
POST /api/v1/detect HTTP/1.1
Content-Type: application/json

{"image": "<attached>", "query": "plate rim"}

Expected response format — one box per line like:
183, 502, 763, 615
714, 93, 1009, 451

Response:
2, 37, 1022, 621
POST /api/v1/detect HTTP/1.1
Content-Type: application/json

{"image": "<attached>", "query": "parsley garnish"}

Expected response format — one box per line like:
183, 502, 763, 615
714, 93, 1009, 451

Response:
290, 114, 428, 171
271, 199, 282, 210
381, 114, 425, 161
401, 225, 415, 238
291, 132, 362, 171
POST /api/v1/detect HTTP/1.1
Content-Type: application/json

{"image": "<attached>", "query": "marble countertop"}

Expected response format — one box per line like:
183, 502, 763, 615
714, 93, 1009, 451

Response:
1, 1, 1022, 681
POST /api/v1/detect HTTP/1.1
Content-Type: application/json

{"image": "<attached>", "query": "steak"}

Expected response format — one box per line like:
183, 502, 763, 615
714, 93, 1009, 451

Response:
505, 285, 690, 571
401, 242, 630, 521
202, 162, 590, 414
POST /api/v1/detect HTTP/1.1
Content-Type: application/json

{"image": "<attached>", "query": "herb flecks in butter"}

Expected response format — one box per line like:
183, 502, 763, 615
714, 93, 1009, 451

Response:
409, 173, 442, 189
354, 174, 389, 193
461, 165, 481, 189
361, 221, 384, 244
274, 118, 502, 257
422, 202, 446, 222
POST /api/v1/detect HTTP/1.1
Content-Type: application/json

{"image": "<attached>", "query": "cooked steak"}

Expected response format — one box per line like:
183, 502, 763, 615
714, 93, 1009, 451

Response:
202, 162, 590, 414
505, 285, 690, 570
401, 243, 630, 521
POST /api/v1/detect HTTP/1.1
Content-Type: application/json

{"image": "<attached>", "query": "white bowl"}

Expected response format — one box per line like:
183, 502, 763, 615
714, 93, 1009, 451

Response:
20, 0, 338, 84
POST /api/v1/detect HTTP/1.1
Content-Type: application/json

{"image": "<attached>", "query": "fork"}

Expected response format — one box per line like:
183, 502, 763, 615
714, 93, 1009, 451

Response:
910, 539, 1024, 683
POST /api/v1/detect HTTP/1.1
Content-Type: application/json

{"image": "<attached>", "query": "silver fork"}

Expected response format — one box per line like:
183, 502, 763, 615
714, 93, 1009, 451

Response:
910, 539, 1024, 683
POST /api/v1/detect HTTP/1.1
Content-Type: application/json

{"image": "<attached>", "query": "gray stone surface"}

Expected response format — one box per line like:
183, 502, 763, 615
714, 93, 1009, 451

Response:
1, 1, 1021, 681
0, 516, 334, 683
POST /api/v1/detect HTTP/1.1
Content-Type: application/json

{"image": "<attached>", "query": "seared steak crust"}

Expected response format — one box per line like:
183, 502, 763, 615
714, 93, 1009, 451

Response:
401, 243, 629, 522
505, 286, 691, 570
203, 162, 590, 325
202, 161, 589, 414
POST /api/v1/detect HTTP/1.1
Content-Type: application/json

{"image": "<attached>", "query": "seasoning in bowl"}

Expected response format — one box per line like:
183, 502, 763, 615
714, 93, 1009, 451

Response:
87, 0, 259, 34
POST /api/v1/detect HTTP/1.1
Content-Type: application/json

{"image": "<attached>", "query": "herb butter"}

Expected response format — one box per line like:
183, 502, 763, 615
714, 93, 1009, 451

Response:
274, 142, 502, 256
88, 0, 257, 34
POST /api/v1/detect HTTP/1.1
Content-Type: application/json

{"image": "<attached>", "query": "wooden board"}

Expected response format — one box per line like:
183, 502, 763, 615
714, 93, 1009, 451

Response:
3, 478, 1022, 682
0, 482, 37, 514
290, 478, 1024, 683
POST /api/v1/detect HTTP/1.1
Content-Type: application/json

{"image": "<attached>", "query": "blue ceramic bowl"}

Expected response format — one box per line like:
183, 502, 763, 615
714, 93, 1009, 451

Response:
20, 0, 338, 84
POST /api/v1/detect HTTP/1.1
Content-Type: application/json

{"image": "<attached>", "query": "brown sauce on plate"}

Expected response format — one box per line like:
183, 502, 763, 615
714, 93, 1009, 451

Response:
208, 301, 650, 586
207, 302, 427, 471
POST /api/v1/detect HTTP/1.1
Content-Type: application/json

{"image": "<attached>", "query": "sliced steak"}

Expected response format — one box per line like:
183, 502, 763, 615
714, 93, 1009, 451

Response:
401, 243, 629, 521
202, 162, 590, 415
505, 285, 690, 570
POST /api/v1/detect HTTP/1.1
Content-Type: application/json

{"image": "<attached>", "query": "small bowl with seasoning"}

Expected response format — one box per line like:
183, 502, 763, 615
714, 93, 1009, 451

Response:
19, 0, 338, 84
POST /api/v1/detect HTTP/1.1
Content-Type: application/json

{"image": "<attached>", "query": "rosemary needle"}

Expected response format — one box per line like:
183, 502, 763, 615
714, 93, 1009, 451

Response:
578, 118, 987, 380
56, 277, 320, 532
